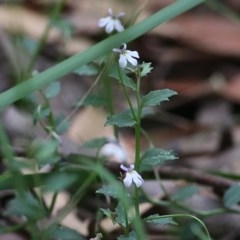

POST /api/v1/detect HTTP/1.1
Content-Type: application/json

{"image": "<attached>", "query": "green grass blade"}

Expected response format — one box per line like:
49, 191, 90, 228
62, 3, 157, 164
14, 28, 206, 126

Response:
0, 0, 204, 109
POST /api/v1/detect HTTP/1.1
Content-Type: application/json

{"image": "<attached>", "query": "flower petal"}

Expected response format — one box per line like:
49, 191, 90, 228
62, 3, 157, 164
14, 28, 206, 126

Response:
132, 171, 144, 187
114, 20, 124, 32
98, 17, 111, 27
123, 173, 133, 187
126, 55, 138, 66
105, 21, 115, 33
120, 164, 129, 172
128, 50, 139, 58
119, 54, 128, 68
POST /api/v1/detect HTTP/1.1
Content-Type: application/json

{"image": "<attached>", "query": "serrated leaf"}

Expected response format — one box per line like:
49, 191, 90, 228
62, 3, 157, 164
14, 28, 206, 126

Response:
96, 185, 119, 199
45, 81, 61, 99
115, 202, 127, 227
105, 111, 136, 127
83, 137, 109, 148
109, 66, 137, 91
172, 185, 199, 202
140, 148, 177, 171
144, 214, 177, 226
140, 62, 153, 77
117, 231, 137, 240
223, 184, 240, 207
142, 89, 177, 108
74, 64, 99, 76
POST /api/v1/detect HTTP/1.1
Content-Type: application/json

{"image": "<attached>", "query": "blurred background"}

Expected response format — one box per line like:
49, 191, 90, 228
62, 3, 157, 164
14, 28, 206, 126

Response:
1, 0, 240, 239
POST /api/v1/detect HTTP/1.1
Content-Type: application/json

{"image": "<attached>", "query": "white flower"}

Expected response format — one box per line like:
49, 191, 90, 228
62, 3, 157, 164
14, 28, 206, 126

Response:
98, 8, 125, 34
120, 164, 144, 188
99, 141, 127, 163
113, 43, 139, 68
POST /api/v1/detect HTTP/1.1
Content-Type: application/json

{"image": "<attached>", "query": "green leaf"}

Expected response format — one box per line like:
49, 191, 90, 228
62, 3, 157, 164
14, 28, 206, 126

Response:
74, 64, 99, 76
115, 202, 127, 227
117, 231, 137, 240
43, 172, 78, 192
109, 65, 137, 91
223, 184, 240, 207
144, 214, 177, 225
100, 208, 114, 219
105, 111, 136, 127
140, 62, 153, 77
80, 95, 106, 107
83, 137, 109, 148
142, 89, 177, 108
140, 148, 177, 171
96, 185, 119, 199
45, 81, 61, 99
4, 192, 46, 221
172, 185, 199, 202
30, 139, 60, 167
33, 105, 51, 123
55, 115, 70, 135
47, 225, 86, 240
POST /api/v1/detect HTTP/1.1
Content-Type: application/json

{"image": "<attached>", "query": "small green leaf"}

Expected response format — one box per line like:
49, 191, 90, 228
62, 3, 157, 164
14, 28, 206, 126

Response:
117, 231, 137, 240
100, 208, 114, 218
172, 185, 199, 202
43, 172, 78, 192
105, 111, 136, 127
47, 225, 86, 240
109, 66, 137, 91
144, 214, 177, 225
4, 192, 46, 221
142, 89, 177, 108
55, 116, 70, 135
30, 139, 60, 167
33, 105, 51, 123
140, 148, 177, 171
140, 62, 153, 77
45, 81, 61, 99
83, 137, 109, 148
224, 184, 240, 207
74, 64, 99, 76
96, 185, 119, 199
80, 95, 106, 107
115, 202, 127, 227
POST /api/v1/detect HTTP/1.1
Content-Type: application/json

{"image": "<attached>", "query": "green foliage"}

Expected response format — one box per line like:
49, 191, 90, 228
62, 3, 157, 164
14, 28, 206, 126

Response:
33, 104, 51, 123
105, 111, 136, 127
140, 148, 177, 171
81, 95, 107, 107
115, 202, 129, 227
4, 192, 46, 221
172, 185, 200, 202
142, 89, 177, 108
45, 81, 61, 99
139, 62, 153, 77
55, 114, 70, 135
43, 172, 78, 192
46, 225, 86, 240
96, 185, 120, 199
223, 183, 240, 207
109, 66, 137, 91
29, 139, 60, 167
144, 214, 177, 226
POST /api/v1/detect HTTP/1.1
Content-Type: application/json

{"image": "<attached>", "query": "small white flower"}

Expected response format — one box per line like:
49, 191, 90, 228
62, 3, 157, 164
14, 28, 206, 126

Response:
113, 43, 139, 68
99, 140, 127, 163
120, 164, 144, 188
98, 8, 125, 34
